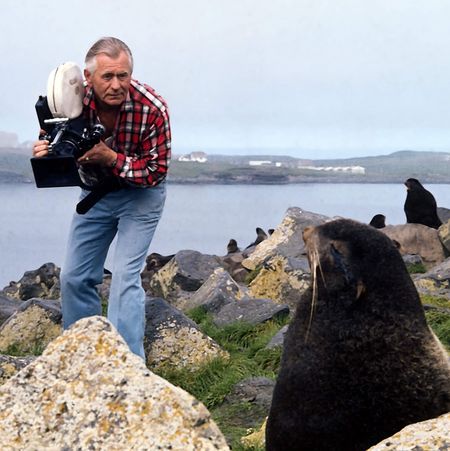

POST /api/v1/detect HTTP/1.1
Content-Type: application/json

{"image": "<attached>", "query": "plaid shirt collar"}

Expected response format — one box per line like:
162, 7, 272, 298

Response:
83, 84, 135, 113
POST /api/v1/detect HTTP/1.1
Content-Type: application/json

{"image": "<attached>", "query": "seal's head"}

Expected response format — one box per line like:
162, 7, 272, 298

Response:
302, 218, 422, 319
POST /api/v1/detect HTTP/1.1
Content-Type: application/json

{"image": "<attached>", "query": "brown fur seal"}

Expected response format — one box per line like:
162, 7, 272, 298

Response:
266, 218, 450, 451
226, 239, 240, 254
245, 227, 268, 249
369, 213, 386, 229
404, 178, 442, 229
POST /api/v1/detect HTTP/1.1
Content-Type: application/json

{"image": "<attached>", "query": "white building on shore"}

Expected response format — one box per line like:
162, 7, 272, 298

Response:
300, 165, 365, 174
178, 151, 208, 163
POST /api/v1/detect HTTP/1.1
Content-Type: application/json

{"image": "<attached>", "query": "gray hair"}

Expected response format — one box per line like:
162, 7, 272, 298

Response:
85, 37, 134, 74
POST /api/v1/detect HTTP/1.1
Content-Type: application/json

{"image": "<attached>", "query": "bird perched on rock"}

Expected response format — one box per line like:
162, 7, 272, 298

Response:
404, 178, 442, 229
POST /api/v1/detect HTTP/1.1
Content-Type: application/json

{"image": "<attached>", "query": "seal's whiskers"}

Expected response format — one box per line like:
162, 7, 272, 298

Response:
305, 246, 323, 342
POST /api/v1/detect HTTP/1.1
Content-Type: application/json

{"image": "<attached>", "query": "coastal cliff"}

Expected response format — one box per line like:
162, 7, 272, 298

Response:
3, 148, 450, 184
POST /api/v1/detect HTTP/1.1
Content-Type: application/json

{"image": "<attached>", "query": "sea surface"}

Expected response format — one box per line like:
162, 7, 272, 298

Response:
2, 182, 450, 288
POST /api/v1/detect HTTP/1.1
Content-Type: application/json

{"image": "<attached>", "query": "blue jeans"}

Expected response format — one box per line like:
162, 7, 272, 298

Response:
60, 182, 166, 359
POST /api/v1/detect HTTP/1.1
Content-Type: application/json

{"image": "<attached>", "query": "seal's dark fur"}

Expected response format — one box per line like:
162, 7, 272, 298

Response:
266, 219, 450, 451
369, 213, 386, 228
404, 178, 442, 229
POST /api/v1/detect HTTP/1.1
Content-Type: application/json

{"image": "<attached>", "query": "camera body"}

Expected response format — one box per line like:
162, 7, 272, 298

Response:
31, 62, 105, 189
37, 95, 105, 161
31, 96, 105, 189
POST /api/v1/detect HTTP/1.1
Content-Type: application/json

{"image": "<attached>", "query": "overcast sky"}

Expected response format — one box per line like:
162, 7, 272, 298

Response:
2, 0, 450, 158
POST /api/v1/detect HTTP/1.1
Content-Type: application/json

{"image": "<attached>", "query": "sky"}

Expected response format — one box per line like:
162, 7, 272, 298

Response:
2, 0, 450, 159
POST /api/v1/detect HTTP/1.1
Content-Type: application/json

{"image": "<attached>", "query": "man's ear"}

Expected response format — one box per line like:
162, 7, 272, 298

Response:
84, 69, 92, 86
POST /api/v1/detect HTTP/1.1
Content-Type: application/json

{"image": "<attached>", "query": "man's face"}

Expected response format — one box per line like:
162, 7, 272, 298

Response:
84, 51, 132, 109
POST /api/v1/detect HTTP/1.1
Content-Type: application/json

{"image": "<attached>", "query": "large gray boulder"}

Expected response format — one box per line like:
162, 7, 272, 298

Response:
213, 298, 289, 327
242, 208, 329, 271
144, 297, 228, 370
2, 262, 60, 300
381, 224, 446, 268
149, 250, 225, 310
0, 294, 20, 327
266, 324, 289, 349
186, 267, 248, 313
0, 316, 229, 450
437, 207, 450, 224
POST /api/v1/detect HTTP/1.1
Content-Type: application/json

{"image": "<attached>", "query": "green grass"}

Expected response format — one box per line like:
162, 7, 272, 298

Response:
425, 310, 450, 351
420, 294, 450, 309
1, 341, 46, 357
155, 309, 286, 409
244, 265, 263, 285
420, 295, 450, 351
407, 262, 427, 274
212, 401, 266, 450
153, 309, 287, 449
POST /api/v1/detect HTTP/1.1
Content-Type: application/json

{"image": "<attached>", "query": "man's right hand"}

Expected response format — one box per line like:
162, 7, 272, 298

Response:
33, 139, 49, 157
32, 129, 49, 157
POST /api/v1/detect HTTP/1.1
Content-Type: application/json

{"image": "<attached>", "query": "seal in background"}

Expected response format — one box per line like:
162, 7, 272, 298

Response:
404, 178, 442, 229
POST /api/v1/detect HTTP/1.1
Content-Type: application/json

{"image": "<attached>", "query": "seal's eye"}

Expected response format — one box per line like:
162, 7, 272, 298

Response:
330, 243, 344, 266
330, 243, 354, 284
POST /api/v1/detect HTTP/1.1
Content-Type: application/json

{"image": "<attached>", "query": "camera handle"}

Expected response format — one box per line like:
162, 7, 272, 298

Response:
43, 118, 70, 155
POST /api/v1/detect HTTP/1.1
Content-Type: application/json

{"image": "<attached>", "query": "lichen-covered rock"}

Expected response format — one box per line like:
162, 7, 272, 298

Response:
242, 208, 329, 271
224, 377, 275, 408
145, 297, 229, 370
149, 250, 224, 310
382, 224, 446, 268
0, 298, 62, 354
240, 417, 267, 449
0, 316, 230, 451
1, 262, 60, 300
413, 257, 450, 298
369, 412, 450, 450
439, 219, 450, 254
0, 354, 35, 385
187, 268, 248, 313
213, 298, 289, 327
248, 255, 310, 310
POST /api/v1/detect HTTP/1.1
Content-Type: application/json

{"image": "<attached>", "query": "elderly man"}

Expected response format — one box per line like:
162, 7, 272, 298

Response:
33, 37, 171, 359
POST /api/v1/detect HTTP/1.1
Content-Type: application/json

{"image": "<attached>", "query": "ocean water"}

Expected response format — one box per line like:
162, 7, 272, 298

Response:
2, 182, 450, 287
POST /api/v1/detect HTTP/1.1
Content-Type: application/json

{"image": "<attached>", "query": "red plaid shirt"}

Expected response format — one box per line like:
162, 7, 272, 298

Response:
83, 79, 171, 186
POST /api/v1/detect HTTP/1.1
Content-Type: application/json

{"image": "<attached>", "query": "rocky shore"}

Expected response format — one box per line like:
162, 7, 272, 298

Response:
0, 206, 449, 449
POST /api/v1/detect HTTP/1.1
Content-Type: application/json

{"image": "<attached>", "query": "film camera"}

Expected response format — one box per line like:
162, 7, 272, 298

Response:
30, 62, 105, 189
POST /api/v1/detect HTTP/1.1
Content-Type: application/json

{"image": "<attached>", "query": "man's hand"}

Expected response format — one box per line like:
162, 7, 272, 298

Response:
78, 141, 118, 168
32, 129, 49, 157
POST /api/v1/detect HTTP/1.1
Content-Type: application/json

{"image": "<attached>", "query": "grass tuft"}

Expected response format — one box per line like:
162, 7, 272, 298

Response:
155, 314, 286, 409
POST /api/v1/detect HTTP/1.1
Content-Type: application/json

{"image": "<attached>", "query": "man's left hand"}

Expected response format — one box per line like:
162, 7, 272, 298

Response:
78, 141, 117, 167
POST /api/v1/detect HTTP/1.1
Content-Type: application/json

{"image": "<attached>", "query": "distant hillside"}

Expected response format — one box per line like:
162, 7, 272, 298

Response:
0, 148, 33, 183
314, 150, 450, 183
2, 147, 450, 184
